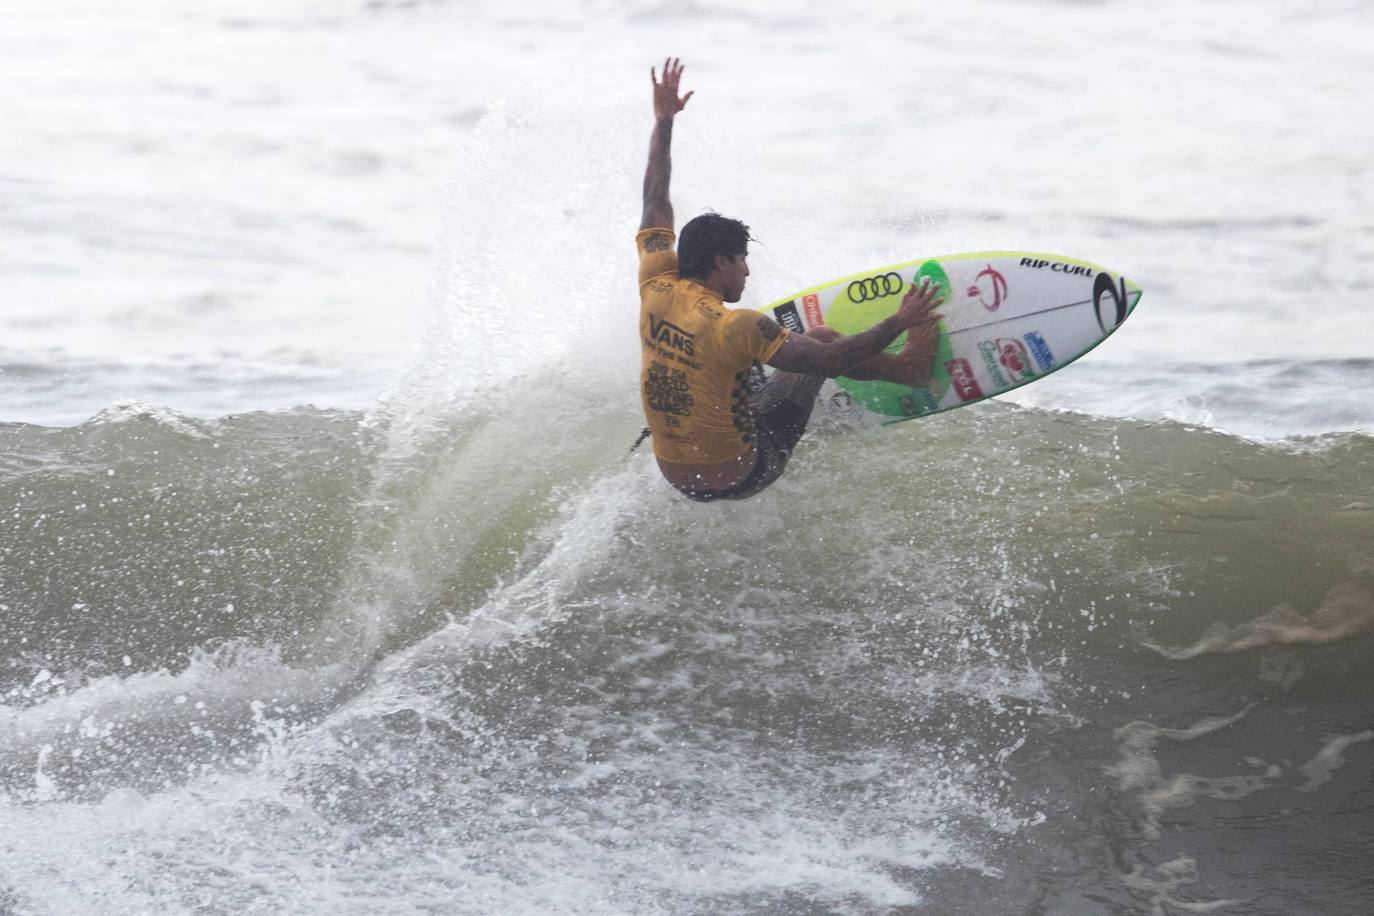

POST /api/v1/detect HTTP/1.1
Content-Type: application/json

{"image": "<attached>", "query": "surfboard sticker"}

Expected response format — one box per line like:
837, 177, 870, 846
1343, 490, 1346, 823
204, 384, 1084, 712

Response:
764, 251, 1142, 421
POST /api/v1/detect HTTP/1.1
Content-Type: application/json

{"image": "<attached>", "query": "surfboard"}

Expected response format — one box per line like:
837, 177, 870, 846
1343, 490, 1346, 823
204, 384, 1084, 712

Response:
762, 252, 1143, 421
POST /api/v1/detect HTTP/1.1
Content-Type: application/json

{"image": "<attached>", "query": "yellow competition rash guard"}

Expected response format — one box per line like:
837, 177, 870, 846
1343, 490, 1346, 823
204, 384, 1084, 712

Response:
636, 227, 790, 466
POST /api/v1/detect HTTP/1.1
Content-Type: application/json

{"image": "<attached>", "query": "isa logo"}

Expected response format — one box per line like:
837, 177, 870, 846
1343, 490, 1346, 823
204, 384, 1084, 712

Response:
1024, 331, 1055, 371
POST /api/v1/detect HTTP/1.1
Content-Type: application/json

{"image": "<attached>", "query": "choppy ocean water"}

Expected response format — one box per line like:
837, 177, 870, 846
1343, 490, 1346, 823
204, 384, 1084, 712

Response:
3, 1, 1372, 914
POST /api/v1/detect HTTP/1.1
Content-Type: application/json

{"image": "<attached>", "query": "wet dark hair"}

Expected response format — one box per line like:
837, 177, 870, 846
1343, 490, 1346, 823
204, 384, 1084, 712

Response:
677, 212, 752, 282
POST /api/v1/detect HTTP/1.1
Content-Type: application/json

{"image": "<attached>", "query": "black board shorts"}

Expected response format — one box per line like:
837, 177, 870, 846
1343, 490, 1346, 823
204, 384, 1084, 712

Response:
676, 397, 810, 503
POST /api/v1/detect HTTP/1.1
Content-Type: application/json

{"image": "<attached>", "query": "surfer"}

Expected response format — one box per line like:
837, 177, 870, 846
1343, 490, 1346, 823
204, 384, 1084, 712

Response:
638, 57, 946, 501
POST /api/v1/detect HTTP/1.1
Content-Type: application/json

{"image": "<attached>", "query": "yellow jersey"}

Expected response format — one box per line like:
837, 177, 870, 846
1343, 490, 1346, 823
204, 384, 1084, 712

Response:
636, 227, 789, 466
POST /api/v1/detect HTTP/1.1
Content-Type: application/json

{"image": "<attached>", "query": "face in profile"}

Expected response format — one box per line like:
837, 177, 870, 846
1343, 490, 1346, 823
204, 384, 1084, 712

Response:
717, 252, 750, 303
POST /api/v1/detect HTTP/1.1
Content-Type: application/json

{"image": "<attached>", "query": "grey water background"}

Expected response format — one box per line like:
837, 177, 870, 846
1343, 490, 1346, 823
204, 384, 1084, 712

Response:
3, 1, 1373, 914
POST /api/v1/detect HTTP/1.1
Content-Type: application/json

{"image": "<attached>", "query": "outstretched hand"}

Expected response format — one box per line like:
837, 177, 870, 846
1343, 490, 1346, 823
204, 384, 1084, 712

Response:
894, 277, 946, 329
651, 57, 693, 121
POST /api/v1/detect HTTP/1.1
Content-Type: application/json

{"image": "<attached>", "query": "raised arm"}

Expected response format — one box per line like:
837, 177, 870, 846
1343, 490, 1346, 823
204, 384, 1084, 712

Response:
641, 57, 694, 231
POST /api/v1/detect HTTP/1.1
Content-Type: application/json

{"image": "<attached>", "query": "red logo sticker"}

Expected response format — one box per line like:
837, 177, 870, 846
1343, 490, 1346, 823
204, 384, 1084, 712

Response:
802, 293, 823, 326
946, 358, 984, 401
967, 264, 1009, 311
995, 337, 1033, 382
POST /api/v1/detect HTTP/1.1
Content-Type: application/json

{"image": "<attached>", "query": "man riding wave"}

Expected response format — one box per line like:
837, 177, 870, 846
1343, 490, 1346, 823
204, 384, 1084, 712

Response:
638, 58, 945, 501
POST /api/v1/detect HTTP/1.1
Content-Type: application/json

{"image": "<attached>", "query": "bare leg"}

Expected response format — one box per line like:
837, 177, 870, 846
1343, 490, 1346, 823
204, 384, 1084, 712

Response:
750, 362, 827, 415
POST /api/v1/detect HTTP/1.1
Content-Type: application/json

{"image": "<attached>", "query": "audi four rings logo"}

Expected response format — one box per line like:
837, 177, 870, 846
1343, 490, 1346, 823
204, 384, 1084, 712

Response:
847, 272, 903, 302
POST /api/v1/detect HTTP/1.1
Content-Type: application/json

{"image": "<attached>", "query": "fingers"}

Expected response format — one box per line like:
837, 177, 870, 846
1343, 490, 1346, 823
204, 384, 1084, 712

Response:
896, 278, 946, 330
905, 308, 944, 324
656, 57, 685, 86
904, 278, 944, 308
651, 59, 692, 113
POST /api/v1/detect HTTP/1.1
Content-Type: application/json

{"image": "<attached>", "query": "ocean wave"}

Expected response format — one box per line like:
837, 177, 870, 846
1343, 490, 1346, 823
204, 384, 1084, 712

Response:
3, 402, 1371, 683
3, 396, 1372, 911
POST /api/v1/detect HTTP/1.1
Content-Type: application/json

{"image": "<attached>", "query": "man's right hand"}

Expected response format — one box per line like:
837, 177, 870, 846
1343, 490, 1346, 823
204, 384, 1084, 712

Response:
894, 278, 945, 329
651, 57, 693, 122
